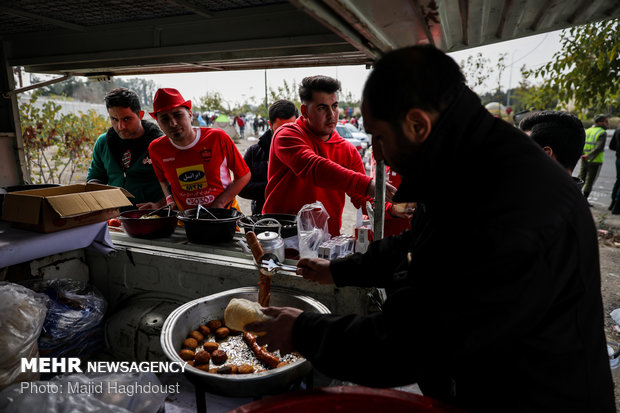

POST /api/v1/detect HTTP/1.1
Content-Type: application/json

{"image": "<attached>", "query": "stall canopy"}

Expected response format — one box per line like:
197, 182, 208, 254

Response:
1, 0, 620, 187
1, 0, 619, 76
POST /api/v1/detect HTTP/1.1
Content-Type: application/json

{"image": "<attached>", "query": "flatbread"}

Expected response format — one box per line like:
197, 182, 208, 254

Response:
224, 298, 271, 332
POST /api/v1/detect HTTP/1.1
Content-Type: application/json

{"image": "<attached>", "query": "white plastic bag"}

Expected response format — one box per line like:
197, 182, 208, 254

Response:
296, 201, 331, 258
0, 282, 49, 389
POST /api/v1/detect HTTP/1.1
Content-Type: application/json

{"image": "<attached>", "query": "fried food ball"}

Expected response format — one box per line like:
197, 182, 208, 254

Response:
188, 330, 205, 342
214, 327, 230, 340
203, 341, 219, 353
207, 320, 223, 330
194, 350, 211, 366
217, 365, 233, 374
237, 364, 254, 374
179, 349, 195, 360
276, 361, 289, 368
211, 349, 228, 365
195, 363, 211, 371
198, 325, 211, 336
209, 367, 218, 373
183, 338, 199, 349
187, 360, 195, 367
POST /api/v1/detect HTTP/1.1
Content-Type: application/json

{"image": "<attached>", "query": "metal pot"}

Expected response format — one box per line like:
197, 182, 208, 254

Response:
237, 213, 297, 238
160, 286, 330, 397
177, 207, 242, 244
119, 209, 179, 239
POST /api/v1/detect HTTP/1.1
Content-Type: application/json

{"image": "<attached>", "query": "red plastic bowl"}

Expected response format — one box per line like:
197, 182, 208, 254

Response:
230, 386, 467, 413
119, 209, 178, 239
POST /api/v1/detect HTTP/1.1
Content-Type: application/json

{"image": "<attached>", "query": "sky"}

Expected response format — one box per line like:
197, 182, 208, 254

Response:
121, 29, 564, 108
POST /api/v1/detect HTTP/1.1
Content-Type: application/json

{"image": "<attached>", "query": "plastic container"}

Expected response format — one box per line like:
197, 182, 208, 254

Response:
119, 209, 178, 239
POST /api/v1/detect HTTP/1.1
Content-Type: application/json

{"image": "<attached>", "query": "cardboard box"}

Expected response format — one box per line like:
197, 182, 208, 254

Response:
1, 183, 133, 233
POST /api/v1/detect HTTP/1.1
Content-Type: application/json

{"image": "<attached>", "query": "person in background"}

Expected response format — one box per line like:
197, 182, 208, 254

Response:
519, 110, 586, 189
238, 100, 298, 215
144, 88, 250, 212
249, 45, 615, 412
236, 114, 246, 138
610, 127, 620, 214
87, 87, 164, 209
579, 113, 609, 203
263, 75, 395, 236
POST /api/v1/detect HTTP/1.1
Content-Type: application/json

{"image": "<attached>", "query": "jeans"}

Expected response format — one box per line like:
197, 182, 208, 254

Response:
578, 160, 602, 198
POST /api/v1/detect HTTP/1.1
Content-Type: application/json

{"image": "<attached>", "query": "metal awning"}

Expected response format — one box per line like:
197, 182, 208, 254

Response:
1, 0, 618, 76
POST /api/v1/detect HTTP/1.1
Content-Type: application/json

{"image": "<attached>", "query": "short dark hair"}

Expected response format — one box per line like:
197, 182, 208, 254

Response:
362, 45, 466, 124
268, 100, 298, 124
519, 110, 585, 171
104, 88, 141, 114
298, 76, 341, 103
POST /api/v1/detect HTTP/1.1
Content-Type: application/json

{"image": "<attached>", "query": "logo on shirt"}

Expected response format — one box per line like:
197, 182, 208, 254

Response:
200, 149, 212, 161
143, 155, 152, 165
177, 165, 207, 191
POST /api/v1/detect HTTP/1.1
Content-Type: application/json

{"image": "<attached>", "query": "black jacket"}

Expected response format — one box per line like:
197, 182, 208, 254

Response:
292, 88, 615, 412
238, 129, 272, 214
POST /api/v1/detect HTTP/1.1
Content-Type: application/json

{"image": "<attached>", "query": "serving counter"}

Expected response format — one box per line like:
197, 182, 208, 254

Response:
86, 227, 372, 316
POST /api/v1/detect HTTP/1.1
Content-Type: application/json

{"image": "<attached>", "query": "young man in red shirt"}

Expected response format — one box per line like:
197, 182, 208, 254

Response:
263, 75, 395, 236
145, 88, 250, 212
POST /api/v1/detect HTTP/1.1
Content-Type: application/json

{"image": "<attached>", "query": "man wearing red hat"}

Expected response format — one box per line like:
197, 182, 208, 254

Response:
145, 88, 250, 212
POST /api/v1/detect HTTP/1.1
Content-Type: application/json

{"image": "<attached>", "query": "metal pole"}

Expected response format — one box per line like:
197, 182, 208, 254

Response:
373, 160, 385, 240
264, 69, 268, 113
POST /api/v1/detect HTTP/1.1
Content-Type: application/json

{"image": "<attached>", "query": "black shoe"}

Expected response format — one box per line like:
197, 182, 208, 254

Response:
609, 201, 616, 211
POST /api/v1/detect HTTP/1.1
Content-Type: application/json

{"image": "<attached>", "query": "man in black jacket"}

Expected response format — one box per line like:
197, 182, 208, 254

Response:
249, 46, 615, 412
610, 128, 620, 214
238, 100, 298, 214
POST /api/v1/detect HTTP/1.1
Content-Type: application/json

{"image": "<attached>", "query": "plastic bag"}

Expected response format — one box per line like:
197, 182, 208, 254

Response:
0, 371, 166, 413
296, 201, 331, 258
0, 282, 49, 389
23, 279, 107, 359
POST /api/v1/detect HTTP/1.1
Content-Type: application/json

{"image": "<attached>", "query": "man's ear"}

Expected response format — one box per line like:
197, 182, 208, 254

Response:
300, 104, 308, 118
402, 108, 435, 144
543, 145, 554, 158
138, 110, 145, 120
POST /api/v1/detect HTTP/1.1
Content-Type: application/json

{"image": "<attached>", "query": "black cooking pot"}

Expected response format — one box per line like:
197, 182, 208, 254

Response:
119, 209, 179, 239
0, 184, 60, 218
177, 207, 242, 244
237, 213, 297, 238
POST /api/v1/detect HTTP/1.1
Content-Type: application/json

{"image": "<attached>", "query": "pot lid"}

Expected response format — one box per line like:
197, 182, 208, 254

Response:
257, 231, 280, 241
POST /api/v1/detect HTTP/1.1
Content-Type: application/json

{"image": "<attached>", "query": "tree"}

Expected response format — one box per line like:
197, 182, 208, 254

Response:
460, 52, 494, 94
194, 91, 228, 113
20, 93, 108, 184
523, 18, 620, 113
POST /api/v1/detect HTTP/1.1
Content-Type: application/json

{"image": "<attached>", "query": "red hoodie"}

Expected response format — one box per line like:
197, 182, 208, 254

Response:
263, 116, 372, 236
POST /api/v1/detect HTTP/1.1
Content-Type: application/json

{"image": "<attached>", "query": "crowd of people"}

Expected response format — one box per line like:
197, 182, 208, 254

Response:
86, 44, 618, 412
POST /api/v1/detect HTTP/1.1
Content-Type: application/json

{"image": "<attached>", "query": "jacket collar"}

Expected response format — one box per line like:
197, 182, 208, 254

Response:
258, 129, 273, 151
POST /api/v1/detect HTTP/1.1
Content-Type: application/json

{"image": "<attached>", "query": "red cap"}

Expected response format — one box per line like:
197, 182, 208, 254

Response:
150, 88, 191, 118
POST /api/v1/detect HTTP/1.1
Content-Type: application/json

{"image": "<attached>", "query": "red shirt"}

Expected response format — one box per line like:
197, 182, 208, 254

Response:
263, 116, 372, 236
149, 127, 250, 210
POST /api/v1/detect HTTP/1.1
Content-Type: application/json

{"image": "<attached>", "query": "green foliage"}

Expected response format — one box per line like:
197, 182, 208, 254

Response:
459, 52, 494, 93
20, 94, 108, 184
32, 75, 158, 106
194, 91, 229, 113
523, 18, 620, 113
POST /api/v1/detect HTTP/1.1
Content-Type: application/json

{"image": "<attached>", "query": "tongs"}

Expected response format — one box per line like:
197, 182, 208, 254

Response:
145, 203, 172, 217
260, 252, 298, 273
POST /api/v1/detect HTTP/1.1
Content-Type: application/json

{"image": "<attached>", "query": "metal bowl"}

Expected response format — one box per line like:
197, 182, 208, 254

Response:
177, 207, 242, 244
119, 209, 178, 239
161, 286, 330, 397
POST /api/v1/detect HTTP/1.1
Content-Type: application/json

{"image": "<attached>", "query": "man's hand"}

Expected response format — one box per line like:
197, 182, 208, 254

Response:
296, 258, 334, 284
581, 154, 589, 161
245, 306, 303, 354
366, 179, 397, 203
137, 202, 160, 210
